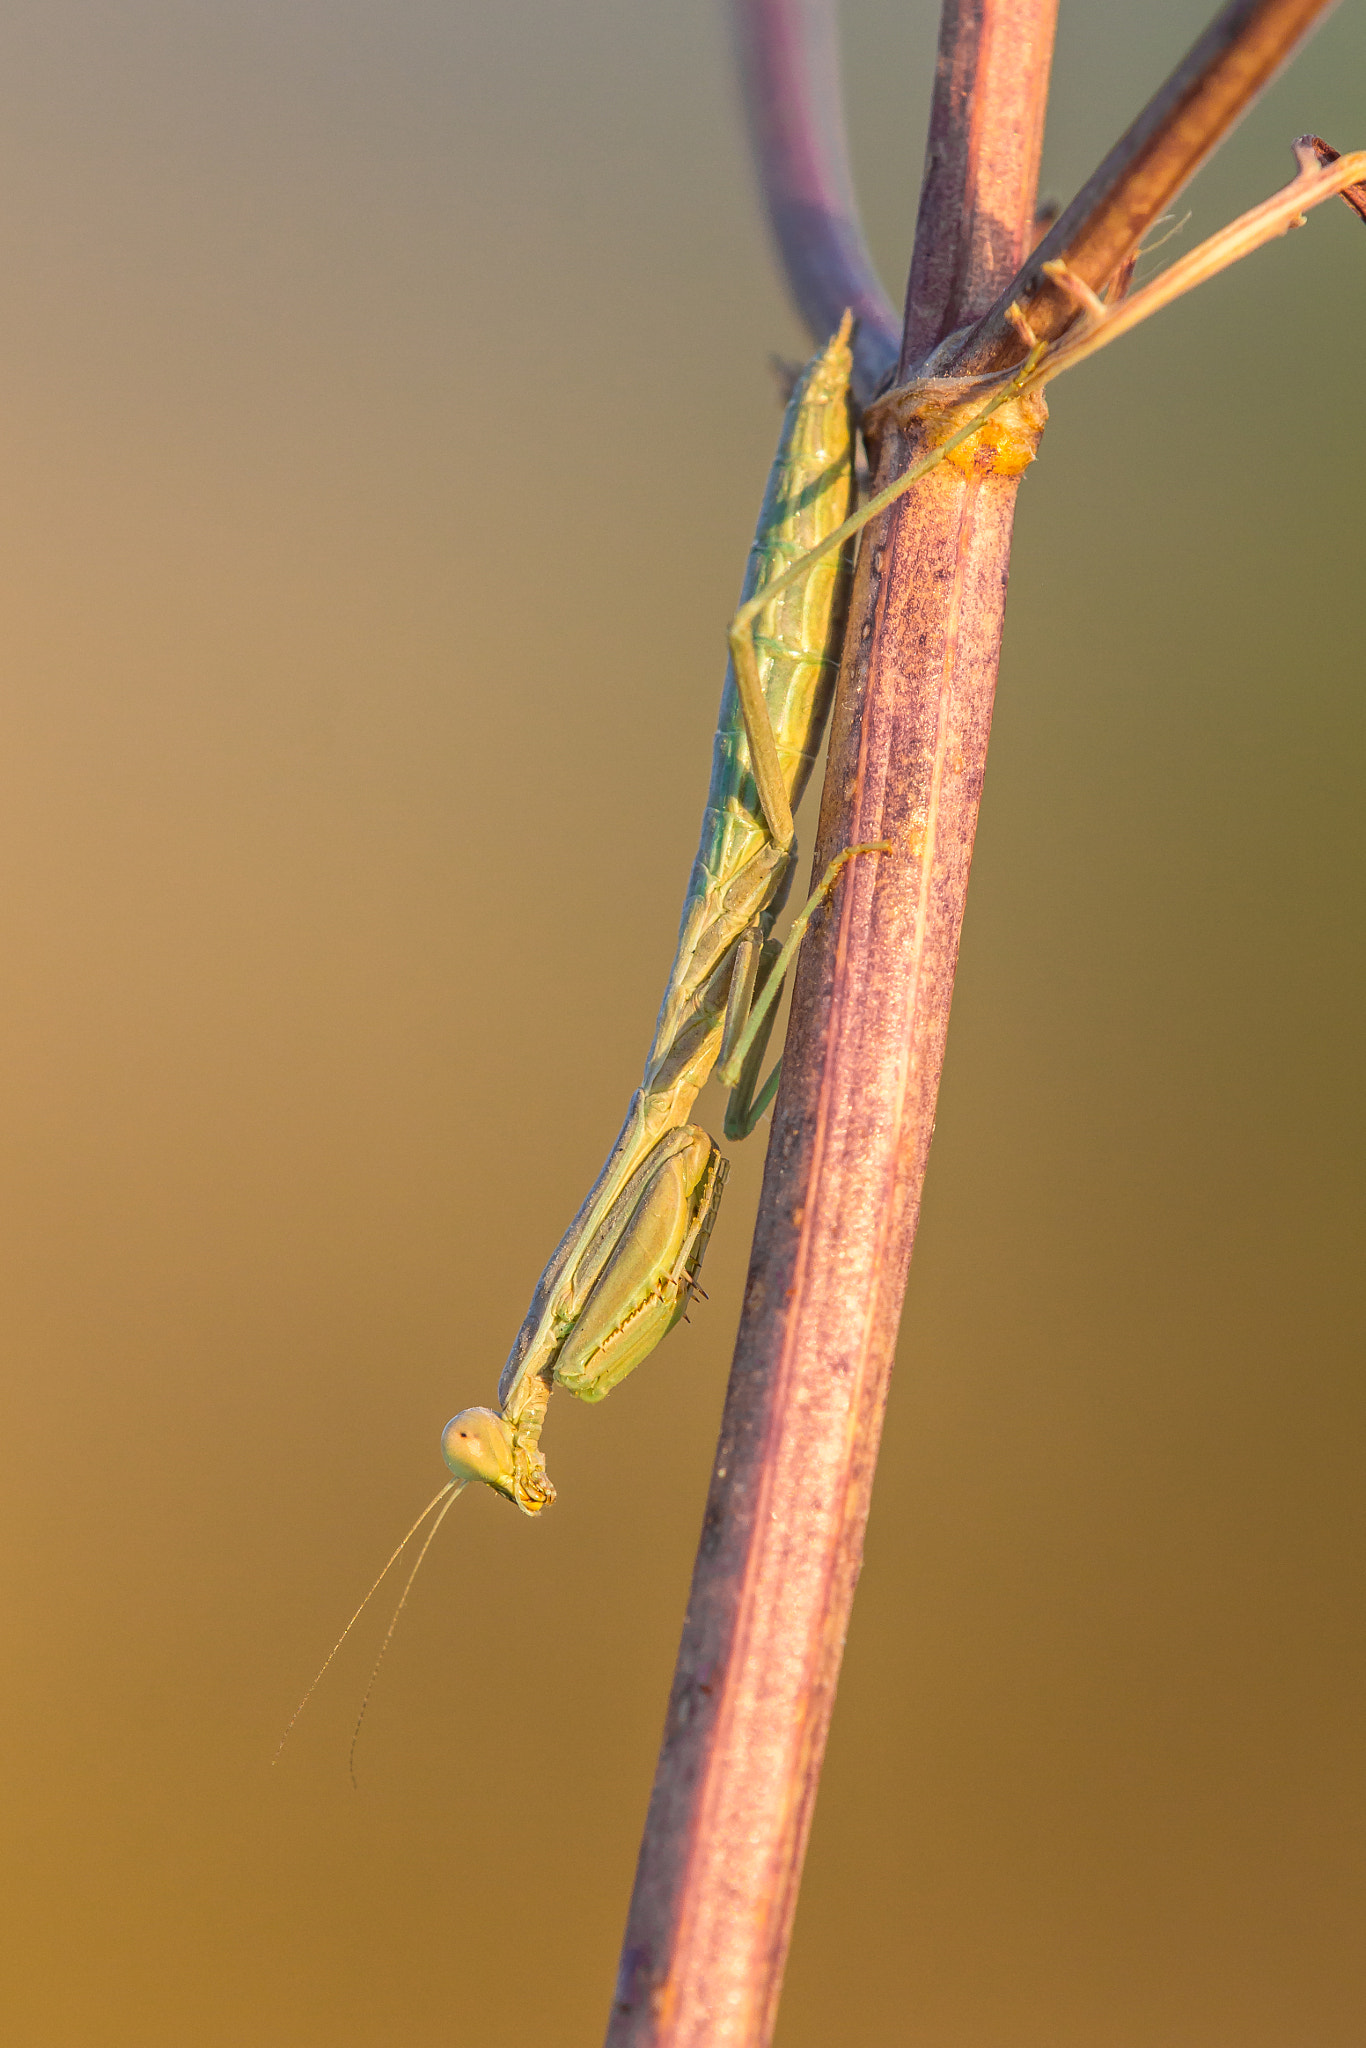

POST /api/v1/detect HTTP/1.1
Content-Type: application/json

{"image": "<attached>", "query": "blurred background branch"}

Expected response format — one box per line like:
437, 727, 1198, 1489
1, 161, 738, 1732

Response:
730, 0, 901, 403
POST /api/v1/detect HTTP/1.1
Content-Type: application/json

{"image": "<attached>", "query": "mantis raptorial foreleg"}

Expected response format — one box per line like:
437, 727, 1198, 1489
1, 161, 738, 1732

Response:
555, 1134, 727, 1400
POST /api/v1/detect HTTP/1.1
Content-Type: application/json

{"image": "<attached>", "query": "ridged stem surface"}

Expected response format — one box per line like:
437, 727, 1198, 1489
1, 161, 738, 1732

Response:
607, 5, 1054, 2040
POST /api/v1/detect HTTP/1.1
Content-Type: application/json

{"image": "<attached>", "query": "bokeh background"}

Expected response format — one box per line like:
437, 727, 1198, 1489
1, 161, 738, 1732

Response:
0, 3, 1362, 2042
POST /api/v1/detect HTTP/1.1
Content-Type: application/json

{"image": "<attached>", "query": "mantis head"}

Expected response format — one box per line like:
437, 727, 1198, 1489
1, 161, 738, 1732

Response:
441, 1405, 518, 1500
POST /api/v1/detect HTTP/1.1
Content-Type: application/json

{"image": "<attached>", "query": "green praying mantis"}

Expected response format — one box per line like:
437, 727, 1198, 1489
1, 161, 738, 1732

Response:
282, 311, 878, 1759
443, 309, 877, 1520
282, 140, 1365, 1762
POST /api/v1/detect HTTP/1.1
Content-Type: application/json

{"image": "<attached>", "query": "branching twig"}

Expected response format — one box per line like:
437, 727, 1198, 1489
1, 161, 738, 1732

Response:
1022, 146, 1366, 386
956, 0, 1343, 376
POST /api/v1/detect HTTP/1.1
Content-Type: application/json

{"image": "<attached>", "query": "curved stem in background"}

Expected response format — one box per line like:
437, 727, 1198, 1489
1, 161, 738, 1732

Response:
730, 0, 900, 404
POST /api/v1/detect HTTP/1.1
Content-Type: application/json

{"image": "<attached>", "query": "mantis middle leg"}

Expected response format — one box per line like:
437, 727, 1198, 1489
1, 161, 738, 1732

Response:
717, 839, 891, 1140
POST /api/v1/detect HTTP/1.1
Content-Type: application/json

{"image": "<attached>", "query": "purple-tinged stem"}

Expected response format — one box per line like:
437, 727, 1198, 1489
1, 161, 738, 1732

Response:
730, 0, 900, 403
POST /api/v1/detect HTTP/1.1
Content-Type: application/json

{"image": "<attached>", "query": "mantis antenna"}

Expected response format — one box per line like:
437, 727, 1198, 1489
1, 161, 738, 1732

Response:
273, 1479, 459, 1764
347, 1482, 466, 1787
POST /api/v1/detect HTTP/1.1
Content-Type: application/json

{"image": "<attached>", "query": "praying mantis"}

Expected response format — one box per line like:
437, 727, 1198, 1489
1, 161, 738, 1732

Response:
441, 309, 880, 1520
281, 312, 880, 1753
284, 139, 1365, 1758
435, 312, 1079, 1528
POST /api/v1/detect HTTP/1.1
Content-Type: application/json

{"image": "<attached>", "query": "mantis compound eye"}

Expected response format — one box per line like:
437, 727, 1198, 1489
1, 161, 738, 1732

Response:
441, 1406, 516, 1495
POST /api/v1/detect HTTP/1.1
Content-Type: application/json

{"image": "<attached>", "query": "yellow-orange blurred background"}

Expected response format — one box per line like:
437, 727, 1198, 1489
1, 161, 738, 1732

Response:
0, 4, 1362, 2042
